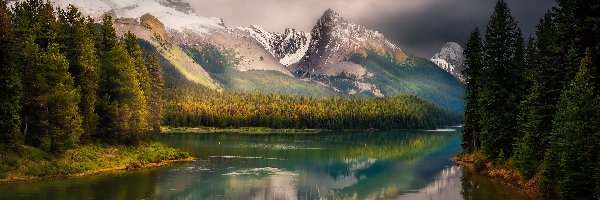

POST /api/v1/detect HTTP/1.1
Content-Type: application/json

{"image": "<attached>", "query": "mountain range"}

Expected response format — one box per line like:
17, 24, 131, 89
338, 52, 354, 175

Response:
18, 0, 465, 112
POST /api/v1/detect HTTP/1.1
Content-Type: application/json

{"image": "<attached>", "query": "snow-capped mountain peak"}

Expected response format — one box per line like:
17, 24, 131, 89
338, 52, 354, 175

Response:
237, 25, 310, 66
431, 42, 465, 82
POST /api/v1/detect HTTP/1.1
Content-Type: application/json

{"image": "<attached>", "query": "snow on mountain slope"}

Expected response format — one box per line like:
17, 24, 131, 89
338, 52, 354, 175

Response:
49, 0, 224, 34
430, 42, 465, 82
294, 9, 408, 78
237, 25, 310, 66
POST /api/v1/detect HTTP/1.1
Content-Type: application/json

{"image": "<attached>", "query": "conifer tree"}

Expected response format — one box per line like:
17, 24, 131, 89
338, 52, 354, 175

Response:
544, 50, 600, 198
0, 1, 22, 146
144, 52, 164, 133
40, 44, 83, 153
57, 5, 99, 142
12, 0, 60, 148
479, 0, 522, 158
96, 16, 149, 144
461, 28, 483, 152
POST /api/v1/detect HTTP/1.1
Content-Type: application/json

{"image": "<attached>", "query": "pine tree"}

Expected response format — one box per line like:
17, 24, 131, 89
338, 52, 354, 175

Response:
12, 0, 60, 149
40, 44, 83, 153
144, 52, 164, 133
123, 32, 152, 133
96, 16, 149, 144
543, 50, 600, 198
479, 0, 523, 158
0, 1, 22, 146
461, 28, 483, 152
57, 5, 100, 143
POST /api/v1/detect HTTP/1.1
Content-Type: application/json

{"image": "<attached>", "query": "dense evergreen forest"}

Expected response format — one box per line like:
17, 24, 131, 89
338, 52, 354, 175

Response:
461, 0, 600, 198
163, 82, 461, 130
0, 0, 164, 153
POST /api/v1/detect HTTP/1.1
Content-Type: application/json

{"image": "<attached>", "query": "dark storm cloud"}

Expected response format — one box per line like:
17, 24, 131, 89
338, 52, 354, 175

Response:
187, 0, 557, 58
369, 0, 557, 57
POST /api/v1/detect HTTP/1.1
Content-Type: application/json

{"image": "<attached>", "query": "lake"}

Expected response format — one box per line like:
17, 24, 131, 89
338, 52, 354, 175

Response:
0, 129, 529, 200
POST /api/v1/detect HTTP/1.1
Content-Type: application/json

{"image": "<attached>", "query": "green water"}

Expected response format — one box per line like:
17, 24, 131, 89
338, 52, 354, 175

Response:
0, 129, 529, 200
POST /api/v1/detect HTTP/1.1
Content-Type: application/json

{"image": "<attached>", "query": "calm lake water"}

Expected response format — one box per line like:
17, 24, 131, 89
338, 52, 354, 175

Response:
0, 129, 529, 200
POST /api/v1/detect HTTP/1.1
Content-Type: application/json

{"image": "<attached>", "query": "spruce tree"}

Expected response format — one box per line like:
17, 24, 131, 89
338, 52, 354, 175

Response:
96, 16, 149, 144
40, 44, 83, 153
461, 28, 483, 152
545, 50, 600, 199
57, 5, 99, 143
144, 52, 164, 133
479, 0, 522, 158
0, 1, 22, 146
123, 32, 152, 132
12, 0, 59, 148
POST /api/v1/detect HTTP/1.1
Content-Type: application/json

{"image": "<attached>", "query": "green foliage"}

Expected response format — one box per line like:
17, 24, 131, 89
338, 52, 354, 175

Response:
40, 44, 83, 153
461, 28, 483, 152
164, 82, 461, 130
57, 5, 100, 142
0, 1, 22, 146
97, 19, 150, 144
478, 0, 524, 158
144, 52, 165, 133
543, 51, 600, 199
0, 143, 188, 178
463, 1, 600, 198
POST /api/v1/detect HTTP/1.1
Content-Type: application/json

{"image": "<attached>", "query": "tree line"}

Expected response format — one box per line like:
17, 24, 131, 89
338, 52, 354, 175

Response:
461, 0, 600, 198
163, 82, 462, 130
0, 0, 164, 153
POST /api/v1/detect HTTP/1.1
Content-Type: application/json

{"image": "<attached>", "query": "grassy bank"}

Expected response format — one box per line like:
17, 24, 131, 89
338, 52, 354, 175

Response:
0, 142, 193, 183
452, 151, 541, 199
162, 126, 324, 134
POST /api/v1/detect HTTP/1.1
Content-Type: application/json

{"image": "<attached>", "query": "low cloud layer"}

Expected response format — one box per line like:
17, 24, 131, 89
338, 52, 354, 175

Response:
187, 0, 556, 57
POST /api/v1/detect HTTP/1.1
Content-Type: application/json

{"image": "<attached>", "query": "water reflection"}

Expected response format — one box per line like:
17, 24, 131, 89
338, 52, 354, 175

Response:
0, 130, 530, 200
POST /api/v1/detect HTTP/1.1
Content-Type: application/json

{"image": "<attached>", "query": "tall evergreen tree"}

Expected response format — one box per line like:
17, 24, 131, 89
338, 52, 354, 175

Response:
0, 1, 22, 146
543, 50, 600, 198
57, 5, 100, 143
40, 44, 83, 153
144, 52, 164, 133
96, 16, 149, 144
515, 13, 562, 178
12, 0, 60, 148
461, 28, 484, 152
478, 0, 523, 158
123, 32, 152, 132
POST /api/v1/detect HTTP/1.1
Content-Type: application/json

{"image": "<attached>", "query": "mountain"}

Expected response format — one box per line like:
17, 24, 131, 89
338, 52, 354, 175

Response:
290, 9, 464, 111
23, 0, 464, 111
431, 42, 465, 82
237, 25, 310, 66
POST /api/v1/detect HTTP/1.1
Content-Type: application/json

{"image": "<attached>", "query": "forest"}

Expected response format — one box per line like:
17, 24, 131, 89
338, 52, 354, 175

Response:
0, 0, 164, 153
163, 82, 461, 130
460, 0, 600, 198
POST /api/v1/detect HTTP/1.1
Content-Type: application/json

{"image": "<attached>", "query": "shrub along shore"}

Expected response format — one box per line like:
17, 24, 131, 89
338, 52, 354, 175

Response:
0, 142, 192, 183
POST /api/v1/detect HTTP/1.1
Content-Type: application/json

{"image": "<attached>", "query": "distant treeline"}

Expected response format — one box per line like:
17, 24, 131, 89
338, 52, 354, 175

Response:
163, 83, 462, 130
461, 0, 600, 198
0, 0, 164, 153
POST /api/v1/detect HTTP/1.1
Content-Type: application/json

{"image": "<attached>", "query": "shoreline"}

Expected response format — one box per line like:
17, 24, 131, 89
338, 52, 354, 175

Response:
0, 142, 195, 184
451, 153, 542, 199
160, 126, 461, 135
0, 157, 195, 184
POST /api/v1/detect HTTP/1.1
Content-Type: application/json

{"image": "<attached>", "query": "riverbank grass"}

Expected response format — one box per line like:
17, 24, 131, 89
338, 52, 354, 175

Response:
452, 150, 541, 199
0, 142, 192, 182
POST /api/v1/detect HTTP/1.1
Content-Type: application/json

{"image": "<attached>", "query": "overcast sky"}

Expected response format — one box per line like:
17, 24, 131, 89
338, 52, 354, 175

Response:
187, 0, 557, 57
